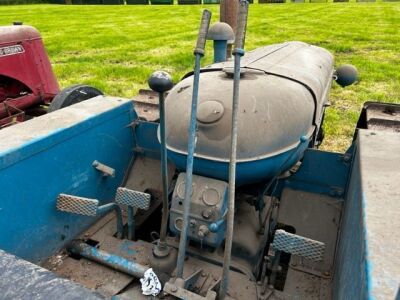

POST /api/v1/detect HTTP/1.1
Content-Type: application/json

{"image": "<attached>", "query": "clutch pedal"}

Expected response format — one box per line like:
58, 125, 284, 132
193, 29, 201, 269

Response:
56, 193, 124, 238
272, 229, 325, 262
56, 194, 99, 216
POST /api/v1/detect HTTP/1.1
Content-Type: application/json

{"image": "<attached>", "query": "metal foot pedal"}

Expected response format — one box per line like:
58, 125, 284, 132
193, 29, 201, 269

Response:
56, 194, 99, 216
115, 187, 151, 210
272, 229, 325, 262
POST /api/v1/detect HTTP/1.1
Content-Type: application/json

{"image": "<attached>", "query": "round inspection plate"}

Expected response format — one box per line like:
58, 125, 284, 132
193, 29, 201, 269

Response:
197, 101, 224, 124
174, 218, 183, 232
202, 188, 221, 206
176, 181, 196, 199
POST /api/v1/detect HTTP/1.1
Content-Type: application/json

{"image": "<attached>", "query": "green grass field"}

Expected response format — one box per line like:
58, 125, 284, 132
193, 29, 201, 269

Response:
0, 3, 399, 151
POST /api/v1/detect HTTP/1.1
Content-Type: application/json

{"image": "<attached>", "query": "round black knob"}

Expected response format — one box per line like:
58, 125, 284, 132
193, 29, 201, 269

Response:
335, 64, 358, 87
148, 71, 173, 93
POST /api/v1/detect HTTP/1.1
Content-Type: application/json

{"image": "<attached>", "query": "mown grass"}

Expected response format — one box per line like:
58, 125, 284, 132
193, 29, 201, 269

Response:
0, 3, 399, 151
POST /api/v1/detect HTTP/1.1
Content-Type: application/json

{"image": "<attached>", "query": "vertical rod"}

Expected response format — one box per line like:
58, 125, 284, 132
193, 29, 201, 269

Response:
97, 203, 124, 239
127, 206, 135, 240
219, 2, 248, 298
158, 92, 169, 247
175, 9, 211, 279
218, 53, 242, 300
176, 53, 202, 279
268, 251, 282, 288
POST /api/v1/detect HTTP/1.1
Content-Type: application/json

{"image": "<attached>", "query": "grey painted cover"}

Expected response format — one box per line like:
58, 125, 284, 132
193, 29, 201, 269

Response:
0, 249, 105, 300
165, 42, 334, 162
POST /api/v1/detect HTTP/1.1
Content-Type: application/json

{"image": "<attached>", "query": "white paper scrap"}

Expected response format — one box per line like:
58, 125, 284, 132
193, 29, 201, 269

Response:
140, 268, 162, 296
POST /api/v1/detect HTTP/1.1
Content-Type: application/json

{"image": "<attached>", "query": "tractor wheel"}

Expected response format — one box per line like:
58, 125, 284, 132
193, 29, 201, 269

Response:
48, 84, 103, 112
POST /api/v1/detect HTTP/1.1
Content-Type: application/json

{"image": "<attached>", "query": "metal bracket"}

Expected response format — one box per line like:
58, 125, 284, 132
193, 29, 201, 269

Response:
92, 160, 115, 177
272, 229, 325, 262
164, 283, 215, 300
164, 269, 217, 300
182, 269, 203, 290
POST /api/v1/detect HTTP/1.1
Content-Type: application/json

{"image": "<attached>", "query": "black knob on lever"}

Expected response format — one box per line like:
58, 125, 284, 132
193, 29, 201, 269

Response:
148, 71, 173, 94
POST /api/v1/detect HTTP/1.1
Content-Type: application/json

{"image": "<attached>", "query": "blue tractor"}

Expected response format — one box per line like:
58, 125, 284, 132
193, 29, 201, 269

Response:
0, 2, 399, 300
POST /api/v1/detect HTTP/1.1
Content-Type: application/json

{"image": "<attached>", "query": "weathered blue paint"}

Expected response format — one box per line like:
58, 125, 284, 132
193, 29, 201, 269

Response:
134, 120, 160, 157
168, 139, 309, 186
0, 99, 137, 263
281, 148, 353, 198
119, 240, 137, 256
176, 53, 204, 278
334, 130, 400, 300
213, 40, 228, 63
0, 94, 397, 300
333, 145, 370, 300
209, 218, 225, 233
69, 242, 147, 278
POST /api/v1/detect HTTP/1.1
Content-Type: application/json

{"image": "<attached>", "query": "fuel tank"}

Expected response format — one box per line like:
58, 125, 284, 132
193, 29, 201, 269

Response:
164, 41, 334, 185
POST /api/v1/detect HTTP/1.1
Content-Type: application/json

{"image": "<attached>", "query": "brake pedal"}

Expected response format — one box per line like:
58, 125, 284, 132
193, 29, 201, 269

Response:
272, 229, 325, 262
115, 187, 151, 210
56, 194, 99, 216
115, 187, 151, 240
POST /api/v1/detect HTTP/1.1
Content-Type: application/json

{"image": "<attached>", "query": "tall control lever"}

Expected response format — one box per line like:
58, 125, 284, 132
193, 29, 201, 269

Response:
175, 9, 212, 279
219, 1, 249, 299
148, 70, 174, 257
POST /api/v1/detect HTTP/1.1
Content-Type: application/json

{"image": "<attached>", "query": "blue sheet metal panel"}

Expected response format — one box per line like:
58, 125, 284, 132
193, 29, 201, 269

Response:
333, 147, 369, 300
283, 148, 352, 197
134, 120, 160, 157
0, 249, 105, 300
0, 98, 135, 170
334, 129, 400, 299
357, 130, 399, 299
0, 97, 137, 263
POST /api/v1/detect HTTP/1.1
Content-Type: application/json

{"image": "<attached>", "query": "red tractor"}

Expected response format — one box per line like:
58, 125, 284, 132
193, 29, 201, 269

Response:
0, 23, 102, 128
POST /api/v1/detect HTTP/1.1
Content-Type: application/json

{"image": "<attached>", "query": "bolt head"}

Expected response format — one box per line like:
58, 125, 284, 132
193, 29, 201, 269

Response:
202, 209, 213, 219
190, 219, 197, 227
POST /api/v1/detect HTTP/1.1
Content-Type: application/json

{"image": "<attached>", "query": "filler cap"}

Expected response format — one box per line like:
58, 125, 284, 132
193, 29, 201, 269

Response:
206, 22, 235, 43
